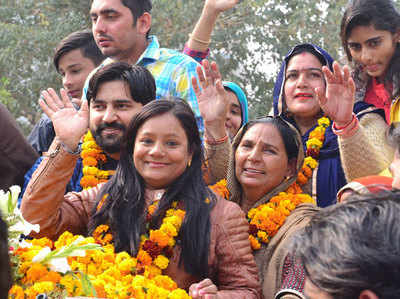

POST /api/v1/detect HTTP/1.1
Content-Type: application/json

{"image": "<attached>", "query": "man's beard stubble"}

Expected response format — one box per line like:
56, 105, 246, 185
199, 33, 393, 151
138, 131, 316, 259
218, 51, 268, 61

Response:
91, 122, 126, 154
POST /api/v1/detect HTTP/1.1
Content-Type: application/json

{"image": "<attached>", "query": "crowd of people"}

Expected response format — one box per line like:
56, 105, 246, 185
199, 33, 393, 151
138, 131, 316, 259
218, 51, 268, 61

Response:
2, 0, 400, 298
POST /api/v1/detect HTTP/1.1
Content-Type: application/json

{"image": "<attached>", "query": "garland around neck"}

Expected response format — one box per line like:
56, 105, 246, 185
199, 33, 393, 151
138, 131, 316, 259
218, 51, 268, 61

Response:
80, 131, 114, 189
91, 200, 190, 297
209, 179, 316, 251
296, 116, 330, 187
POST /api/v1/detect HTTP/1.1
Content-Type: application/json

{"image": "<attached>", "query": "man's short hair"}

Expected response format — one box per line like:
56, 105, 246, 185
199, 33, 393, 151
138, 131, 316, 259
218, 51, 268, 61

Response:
121, 0, 152, 23
53, 30, 106, 72
292, 191, 400, 299
86, 62, 156, 106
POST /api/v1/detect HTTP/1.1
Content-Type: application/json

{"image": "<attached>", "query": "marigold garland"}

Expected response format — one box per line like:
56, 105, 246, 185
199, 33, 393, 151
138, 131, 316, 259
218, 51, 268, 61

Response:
80, 131, 114, 189
209, 179, 316, 251
297, 116, 330, 186
247, 182, 315, 250
9, 200, 190, 298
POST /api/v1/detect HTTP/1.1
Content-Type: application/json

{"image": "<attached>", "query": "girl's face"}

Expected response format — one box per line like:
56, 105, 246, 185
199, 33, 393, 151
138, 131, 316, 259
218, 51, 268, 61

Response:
347, 24, 399, 80
134, 113, 193, 189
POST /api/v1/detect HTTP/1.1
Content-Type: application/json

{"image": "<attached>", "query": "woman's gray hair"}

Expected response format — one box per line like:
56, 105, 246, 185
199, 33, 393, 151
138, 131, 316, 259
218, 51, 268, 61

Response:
291, 191, 400, 299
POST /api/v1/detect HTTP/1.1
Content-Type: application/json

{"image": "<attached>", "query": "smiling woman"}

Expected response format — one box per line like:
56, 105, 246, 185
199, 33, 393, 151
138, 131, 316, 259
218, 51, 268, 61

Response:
273, 43, 388, 207
341, 0, 400, 123
222, 116, 318, 299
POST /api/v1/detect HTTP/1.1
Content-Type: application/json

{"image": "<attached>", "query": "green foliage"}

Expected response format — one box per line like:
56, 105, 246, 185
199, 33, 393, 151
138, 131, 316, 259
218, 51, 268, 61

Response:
2, 0, 400, 128
0, 1, 90, 130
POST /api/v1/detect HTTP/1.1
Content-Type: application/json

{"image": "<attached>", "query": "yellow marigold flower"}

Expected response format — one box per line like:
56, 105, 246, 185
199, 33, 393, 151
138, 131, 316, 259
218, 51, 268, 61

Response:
81, 140, 98, 150
257, 231, 269, 243
118, 257, 137, 275
144, 264, 162, 278
168, 289, 191, 299
304, 157, 318, 169
97, 170, 110, 179
83, 166, 99, 176
115, 251, 131, 264
306, 137, 322, 149
160, 222, 178, 237
54, 231, 76, 248
29, 237, 53, 248
318, 116, 331, 127
149, 230, 170, 248
60, 274, 83, 296
167, 215, 182, 227
154, 275, 178, 291
32, 281, 55, 293
249, 235, 261, 250
154, 255, 169, 270
9, 285, 25, 299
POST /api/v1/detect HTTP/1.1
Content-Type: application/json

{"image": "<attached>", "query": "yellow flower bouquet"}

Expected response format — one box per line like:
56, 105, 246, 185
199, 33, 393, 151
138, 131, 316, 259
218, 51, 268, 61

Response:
2, 187, 190, 299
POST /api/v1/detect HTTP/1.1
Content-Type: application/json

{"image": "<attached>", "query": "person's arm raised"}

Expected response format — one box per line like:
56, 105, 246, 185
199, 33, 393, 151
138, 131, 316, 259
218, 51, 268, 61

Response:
39, 88, 89, 152
187, 0, 240, 53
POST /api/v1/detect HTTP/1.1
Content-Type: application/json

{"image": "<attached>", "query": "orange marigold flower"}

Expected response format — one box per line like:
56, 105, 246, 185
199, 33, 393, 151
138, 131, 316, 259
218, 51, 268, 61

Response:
137, 250, 152, 267
297, 172, 308, 185
249, 235, 261, 250
149, 230, 170, 248
302, 165, 313, 178
80, 175, 99, 188
40, 271, 62, 283
82, 157, 98, 167
29, 237, 53, 249
25, 263, 48, 283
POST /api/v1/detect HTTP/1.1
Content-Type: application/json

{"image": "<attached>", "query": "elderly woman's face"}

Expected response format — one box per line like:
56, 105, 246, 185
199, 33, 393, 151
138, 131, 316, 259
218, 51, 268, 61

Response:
235, 123, 294, 201
133, 113, 192, 189
284, 52, 325, 120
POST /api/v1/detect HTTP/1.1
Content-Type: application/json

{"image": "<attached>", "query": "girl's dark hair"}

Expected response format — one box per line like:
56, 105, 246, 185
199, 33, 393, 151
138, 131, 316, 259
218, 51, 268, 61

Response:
238, 117, 300, 162
341, 0, 400, 88
88, 98, 215, 278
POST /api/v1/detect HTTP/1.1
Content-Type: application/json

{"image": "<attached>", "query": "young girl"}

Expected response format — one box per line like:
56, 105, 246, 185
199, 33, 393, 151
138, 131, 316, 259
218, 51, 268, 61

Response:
341, 0, 400, 123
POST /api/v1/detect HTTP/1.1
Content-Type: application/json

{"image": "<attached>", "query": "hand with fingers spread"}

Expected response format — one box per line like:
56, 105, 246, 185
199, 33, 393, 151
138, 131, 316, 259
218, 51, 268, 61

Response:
316, 62, 356, 127
192, 59, 228, 140
189, 278, 218, 299
39, 88, 89, 151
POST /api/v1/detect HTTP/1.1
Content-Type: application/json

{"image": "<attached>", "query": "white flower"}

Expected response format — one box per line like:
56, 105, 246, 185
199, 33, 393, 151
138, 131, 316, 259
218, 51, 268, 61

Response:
8, 213, 40, 236
32, 247, 52, 263
48, 257, 71, 274
9, 185, 21, 210
0, 189, 9, 217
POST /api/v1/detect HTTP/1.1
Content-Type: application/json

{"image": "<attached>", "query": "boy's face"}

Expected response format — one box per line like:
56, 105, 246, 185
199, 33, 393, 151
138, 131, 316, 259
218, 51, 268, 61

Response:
58, 48, 97, 99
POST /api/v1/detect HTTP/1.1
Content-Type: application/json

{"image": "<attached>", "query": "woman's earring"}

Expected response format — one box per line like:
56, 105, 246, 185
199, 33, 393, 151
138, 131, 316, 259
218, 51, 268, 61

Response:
188, 159, 192, 168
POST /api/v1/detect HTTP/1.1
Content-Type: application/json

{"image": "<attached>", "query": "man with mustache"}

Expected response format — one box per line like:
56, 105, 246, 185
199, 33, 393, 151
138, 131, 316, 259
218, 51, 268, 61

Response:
20, 62, 156, 212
